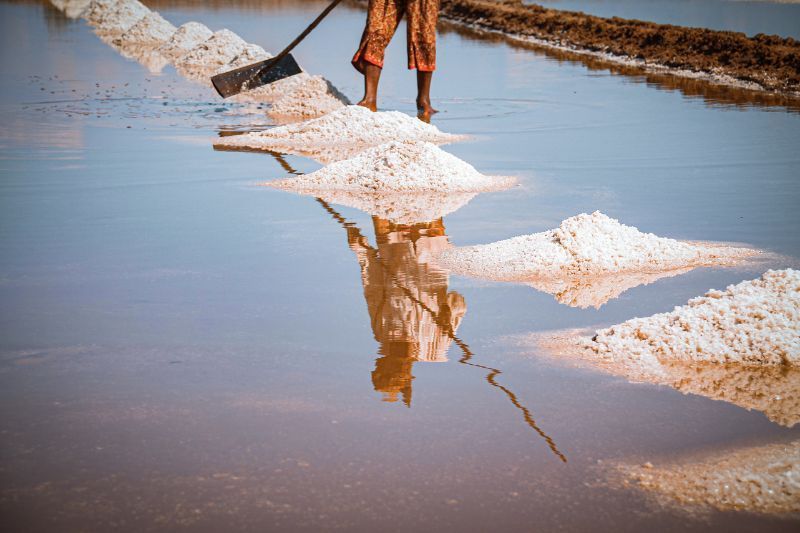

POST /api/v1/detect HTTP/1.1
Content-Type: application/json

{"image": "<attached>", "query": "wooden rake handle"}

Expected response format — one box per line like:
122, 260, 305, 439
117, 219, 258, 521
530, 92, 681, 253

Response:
257, 0, 345, 79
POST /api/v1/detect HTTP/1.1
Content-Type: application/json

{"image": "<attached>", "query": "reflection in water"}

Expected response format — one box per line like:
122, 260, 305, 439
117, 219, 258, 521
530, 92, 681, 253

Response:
352, 218, 463, 405
318, 199, 567, 462
615, 439, 800, 516
534, 331, 800, 427
438, 20, 800, 114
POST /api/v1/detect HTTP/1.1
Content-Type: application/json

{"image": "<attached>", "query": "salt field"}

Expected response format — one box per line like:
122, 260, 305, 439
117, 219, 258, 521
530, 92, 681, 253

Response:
1, 1, 799, 531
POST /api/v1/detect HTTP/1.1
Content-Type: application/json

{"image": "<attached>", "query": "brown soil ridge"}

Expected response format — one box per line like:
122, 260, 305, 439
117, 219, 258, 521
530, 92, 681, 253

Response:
439, 0, 800, 94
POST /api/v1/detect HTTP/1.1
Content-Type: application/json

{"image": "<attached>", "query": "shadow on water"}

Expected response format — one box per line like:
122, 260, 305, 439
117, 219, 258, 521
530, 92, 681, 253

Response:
317, 198, 568, 463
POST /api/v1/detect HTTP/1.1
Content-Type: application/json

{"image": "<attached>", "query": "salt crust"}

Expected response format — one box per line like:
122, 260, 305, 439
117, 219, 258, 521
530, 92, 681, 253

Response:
586, 269, 799, 365
82, 0, 117, 24
268, 77, 350, 122
216, 106, 465, 163
265, 140, 516, 194
157, 22, 213, 60
92, 0, 150, 35
113, 11, 176, 47
174, 30, 254, 81
228, 73, 347, 123
438, 211, 757, 281
534, 328, 800, 426
617, 440, 800, 514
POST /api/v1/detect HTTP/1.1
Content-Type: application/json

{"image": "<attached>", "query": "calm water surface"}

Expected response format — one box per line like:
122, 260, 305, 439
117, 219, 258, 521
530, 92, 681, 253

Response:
530, 0, 800, 38
1, 1, 799, 531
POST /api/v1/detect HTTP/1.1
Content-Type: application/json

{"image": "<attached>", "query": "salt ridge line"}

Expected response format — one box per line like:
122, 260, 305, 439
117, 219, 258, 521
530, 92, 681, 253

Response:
264, 140, 516, 194
437, 211, 758, 279
50, 0, 349, 122
615, 440, 800, 515
216, 106, 467, 163
585, 268, 800, 365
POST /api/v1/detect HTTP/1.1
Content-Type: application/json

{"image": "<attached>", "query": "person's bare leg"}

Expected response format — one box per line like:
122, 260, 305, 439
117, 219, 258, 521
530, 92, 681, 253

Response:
356, 63, 381, 112
416, 70, 437, 119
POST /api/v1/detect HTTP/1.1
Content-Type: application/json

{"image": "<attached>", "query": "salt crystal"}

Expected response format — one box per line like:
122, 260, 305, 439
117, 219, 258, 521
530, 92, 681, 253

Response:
92, 0, 150, 36
216, 106, 466, 163
265, 140, 515, 194
157, 22, 213, 60
114, 11, 176, 47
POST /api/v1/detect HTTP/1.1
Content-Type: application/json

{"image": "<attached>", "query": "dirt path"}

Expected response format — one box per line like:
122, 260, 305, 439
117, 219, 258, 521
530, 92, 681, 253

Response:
439, 0, 800, 95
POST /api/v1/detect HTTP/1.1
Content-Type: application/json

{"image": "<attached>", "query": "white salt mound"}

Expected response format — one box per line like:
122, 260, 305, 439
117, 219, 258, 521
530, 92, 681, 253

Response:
619, 440, 800, 514
82, 0, 117, 24
216, 106, 465, 163
268, 77, 350, 122
157, 22, 213, 60
228, 73, 349, 124
50, 0, 91, 18
438, 211, 756, 280
114, 11, 176, 47
175, 29, 252, 81
93, 0, 150, 35
266, 140, 515, 194
584, 269, 800, 365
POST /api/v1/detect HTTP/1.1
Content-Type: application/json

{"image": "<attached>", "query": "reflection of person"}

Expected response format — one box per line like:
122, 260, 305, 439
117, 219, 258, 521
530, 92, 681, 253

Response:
346, 217, 466, 406
352, 0, 440, 118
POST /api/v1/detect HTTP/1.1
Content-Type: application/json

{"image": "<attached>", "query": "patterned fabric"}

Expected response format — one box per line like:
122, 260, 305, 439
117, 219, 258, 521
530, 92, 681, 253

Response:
352, 0, 440, 72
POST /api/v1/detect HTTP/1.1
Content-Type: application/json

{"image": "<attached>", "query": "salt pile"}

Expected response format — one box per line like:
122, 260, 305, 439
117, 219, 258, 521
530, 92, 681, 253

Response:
265, 140, 516, 194
216, 106, 465, 163
617, 440, 800, 515
585, 269, 799, 365
82, 0, 117, 24
114, 11, 176, 47
174, 29, 252, 81
91, 0, 150, 36
50, 0, 91, 18
438, 212, 757, 280
157, 22, 213, 60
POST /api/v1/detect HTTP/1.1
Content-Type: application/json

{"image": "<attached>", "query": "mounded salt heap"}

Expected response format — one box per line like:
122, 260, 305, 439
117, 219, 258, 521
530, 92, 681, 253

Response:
265, 140, 516, 194
585, 269, 800, 365
157, 22, 213, 60
617, 440, 800, 515
92, 0, 150, 35
82, 0, 117, 24
113, 11, 176, 47
216, 106, 466, 163
50, 0, 91, 18
438, 211, 757, 281
227, 72, 349, 122
174, 29, 251, 81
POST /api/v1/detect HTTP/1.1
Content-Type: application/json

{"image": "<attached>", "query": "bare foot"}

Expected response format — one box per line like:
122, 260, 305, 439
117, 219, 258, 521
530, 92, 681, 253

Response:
356, 98, 377, 112
416, 100, 438, 122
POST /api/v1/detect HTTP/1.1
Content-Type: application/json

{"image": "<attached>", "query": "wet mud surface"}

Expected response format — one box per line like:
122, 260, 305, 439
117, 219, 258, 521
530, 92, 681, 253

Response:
438, 0, 800, 94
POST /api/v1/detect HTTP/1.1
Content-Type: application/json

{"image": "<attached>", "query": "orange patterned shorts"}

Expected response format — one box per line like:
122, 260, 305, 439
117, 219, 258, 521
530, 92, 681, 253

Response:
352, 0, 441, 72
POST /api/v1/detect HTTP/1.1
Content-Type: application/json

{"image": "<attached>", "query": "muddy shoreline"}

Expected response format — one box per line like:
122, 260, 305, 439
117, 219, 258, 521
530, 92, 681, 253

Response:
437, 0, 800, 96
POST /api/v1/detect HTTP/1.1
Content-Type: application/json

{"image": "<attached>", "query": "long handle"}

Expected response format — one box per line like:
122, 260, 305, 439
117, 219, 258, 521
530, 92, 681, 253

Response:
257, 0, 344, 78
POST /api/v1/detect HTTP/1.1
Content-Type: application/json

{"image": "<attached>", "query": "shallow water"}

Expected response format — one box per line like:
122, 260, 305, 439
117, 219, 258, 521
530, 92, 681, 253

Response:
1, 1, 799, 531
530, 0, 800, 39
